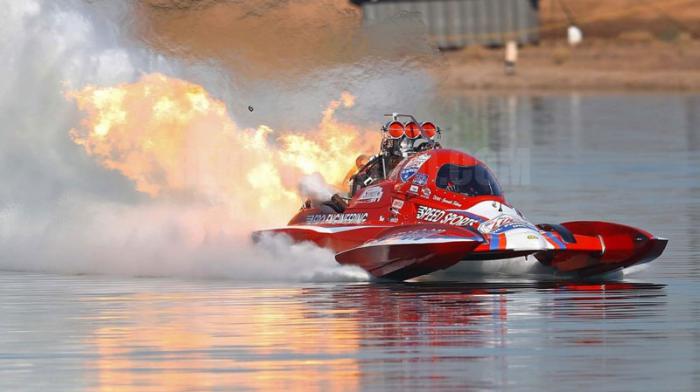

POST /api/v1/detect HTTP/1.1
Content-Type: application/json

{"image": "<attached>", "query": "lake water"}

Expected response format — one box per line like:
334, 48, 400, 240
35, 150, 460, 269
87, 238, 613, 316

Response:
1, 94, 699, 391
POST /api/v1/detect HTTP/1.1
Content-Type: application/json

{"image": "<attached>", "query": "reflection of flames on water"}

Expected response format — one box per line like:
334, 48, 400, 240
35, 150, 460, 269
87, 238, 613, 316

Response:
85, 285, 506, 391
67, 73, 376, 226
90, 290, 361, 391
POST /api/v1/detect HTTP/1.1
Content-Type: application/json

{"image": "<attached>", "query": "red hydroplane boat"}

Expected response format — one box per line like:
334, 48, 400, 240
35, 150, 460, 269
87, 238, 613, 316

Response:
255, 114, 667, 280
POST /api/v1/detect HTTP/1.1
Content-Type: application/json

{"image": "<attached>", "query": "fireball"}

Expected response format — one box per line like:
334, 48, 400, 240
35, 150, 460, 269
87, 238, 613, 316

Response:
67, 74, 376, 227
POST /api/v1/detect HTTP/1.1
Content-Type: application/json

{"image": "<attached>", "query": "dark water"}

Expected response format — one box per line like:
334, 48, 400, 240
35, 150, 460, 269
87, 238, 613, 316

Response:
1, 94, 699, 391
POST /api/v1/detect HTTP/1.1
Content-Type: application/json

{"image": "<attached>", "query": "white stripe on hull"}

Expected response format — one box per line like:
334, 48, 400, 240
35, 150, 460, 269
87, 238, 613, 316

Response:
263, 225, 387, 234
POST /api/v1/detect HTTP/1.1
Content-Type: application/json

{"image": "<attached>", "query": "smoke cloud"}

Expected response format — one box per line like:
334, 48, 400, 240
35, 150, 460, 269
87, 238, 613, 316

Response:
0, 0, 438, 281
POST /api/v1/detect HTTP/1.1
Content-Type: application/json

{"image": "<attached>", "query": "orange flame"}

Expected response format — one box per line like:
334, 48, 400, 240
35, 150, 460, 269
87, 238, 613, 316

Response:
67, 74, 376, 225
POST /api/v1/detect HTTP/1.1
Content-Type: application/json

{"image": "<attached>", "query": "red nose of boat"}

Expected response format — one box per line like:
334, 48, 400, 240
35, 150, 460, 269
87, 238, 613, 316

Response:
535, 221, 668, 277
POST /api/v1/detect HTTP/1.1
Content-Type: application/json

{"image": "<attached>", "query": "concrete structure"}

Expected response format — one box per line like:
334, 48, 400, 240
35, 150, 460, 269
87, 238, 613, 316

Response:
351, 0, 540, 49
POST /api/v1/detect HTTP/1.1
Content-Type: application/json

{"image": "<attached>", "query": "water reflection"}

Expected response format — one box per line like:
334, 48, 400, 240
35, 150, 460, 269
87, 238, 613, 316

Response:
683, 96, 700, 277
685, 96, 699, 151
86, 288, 361, 391
78, 281, 665, 391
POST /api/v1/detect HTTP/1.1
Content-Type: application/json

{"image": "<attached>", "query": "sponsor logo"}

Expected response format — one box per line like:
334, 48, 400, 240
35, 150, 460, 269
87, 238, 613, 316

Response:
491, 222, 536, 234
408, 185, 419, 194
421, 187, 431, 198
373, 228, 445, 243
416, 206, 443, 222
399, 154, 431, 182
391, 199, 405, 209
412, 173, 428, 186
357, 186, 383, 203
306, 212, 369, 225
479, 215, 536, 234
416, 205, 480, 227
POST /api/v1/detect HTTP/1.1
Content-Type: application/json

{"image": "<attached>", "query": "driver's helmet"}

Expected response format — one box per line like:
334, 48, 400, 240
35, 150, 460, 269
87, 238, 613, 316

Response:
355, 154, 369, 169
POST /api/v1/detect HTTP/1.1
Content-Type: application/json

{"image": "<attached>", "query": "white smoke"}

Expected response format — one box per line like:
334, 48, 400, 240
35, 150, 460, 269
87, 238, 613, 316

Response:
298, 173, 338, 202
0, 199, 368, 281
0, 0, 369, 282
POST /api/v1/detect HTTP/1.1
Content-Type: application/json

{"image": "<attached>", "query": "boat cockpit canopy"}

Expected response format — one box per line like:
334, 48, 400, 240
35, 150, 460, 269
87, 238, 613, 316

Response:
435, 163, 502, 197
